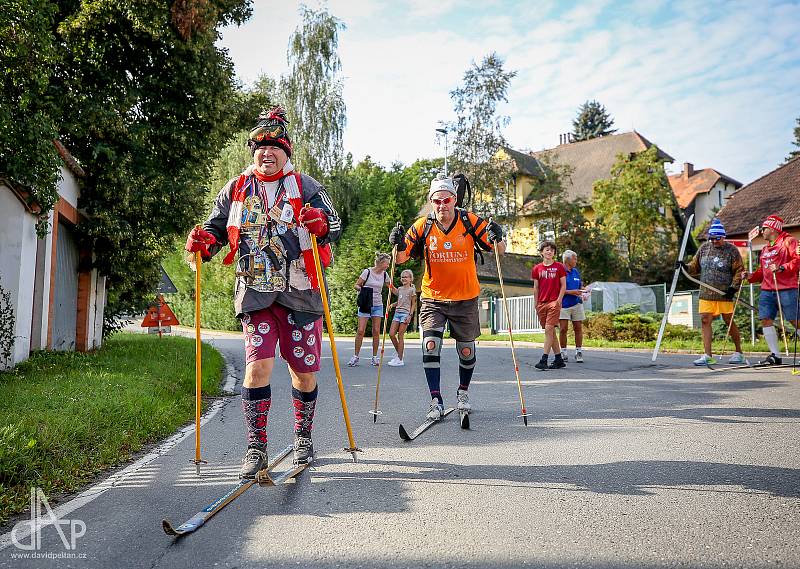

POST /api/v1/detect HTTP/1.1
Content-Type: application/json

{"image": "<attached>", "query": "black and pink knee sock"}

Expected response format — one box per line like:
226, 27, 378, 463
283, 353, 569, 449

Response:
292, 386, 318, 434
241, 385, 271, 450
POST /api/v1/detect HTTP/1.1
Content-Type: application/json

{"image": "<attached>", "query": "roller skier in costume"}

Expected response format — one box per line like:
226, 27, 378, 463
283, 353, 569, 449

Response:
680, 218, 746, 366
744, 215, 799, 365
389, 174, 505, 422
185, 107, 342, 476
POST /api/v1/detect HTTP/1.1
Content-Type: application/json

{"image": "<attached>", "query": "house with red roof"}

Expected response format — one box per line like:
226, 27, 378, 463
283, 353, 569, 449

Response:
668, 162, 742, 224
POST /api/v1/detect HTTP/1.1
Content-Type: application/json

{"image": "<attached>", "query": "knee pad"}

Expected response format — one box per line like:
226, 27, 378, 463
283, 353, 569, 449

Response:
456, 340, 476, 369
422, 328, 444, 367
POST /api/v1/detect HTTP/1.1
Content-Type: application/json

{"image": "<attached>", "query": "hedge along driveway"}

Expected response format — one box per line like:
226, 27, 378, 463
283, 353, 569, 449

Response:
0, 333, 224, 526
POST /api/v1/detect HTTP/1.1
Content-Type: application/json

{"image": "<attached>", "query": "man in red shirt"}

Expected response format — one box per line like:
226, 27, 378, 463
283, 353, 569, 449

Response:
532, 241, 567, 370
745, 215, 800, 365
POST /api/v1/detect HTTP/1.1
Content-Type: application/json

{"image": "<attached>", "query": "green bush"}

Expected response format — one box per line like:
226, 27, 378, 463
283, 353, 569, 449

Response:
585, 307, 696, 342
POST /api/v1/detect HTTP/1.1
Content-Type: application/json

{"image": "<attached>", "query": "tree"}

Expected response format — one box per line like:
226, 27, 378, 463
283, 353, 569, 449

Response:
571, 100, 617, 142
281, 6, 346, 181
592, 145, 677, 281
326, 159, 421, 333
525, 155, 620, 282
449, 52, 517, 222
0, 0, 62, 234
45, 0, 253, 334
787, 116, 800, 162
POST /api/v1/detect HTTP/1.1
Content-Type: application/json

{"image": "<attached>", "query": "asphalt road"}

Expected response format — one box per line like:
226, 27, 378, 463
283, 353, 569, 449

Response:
2, 336, 799, 568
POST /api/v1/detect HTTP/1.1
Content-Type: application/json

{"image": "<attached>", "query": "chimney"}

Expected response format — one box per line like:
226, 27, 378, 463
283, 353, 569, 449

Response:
683, 162, 694, 180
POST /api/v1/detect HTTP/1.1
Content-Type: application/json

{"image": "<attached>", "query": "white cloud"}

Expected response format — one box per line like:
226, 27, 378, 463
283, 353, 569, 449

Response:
218, 0, 800, 183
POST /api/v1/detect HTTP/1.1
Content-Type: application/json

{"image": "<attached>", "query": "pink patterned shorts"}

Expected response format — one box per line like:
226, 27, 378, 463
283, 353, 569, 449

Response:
241, 304, 322, 373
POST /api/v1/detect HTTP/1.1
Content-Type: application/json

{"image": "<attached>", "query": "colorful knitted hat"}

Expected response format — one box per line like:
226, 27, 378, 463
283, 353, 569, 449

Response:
761, 215, 783, 232
708, 218, 726, 239
247, 106, 292, 157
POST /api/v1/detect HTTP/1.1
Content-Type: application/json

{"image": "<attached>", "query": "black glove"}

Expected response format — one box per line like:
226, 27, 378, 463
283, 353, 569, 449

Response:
486, 220, 504, 243
389, 224, 406, 247
724, 286, 736, 300
674, 260, 687, 271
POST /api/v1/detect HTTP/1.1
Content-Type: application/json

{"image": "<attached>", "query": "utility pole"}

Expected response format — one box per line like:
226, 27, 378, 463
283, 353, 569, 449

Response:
436, 127, 448, 176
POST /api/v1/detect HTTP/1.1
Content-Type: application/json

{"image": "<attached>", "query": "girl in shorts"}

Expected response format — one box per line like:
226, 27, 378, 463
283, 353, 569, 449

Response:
387, 269, 417, 367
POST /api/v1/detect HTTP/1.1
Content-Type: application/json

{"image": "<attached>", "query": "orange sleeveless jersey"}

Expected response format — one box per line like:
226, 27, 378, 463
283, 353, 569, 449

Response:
404, 212, 492, 301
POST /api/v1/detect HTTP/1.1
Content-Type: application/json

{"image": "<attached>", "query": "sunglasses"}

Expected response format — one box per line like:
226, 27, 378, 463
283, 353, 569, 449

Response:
710, 236, 724, 241
249, 123, 286, 142
431, 196, 454, 206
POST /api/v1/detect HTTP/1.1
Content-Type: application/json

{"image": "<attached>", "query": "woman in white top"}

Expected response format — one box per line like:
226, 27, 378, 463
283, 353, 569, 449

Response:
348, 252, 397, 366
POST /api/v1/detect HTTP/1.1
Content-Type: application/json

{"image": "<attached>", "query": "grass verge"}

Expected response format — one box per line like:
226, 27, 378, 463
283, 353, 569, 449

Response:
0, 333, 224, 526
402, 331, 775, 353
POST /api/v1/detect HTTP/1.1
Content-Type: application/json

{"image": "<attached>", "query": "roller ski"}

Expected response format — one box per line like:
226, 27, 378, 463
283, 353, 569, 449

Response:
399, 399, 456, 441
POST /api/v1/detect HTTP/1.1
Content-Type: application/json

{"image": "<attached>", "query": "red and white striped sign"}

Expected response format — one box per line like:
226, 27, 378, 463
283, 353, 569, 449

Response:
748, 226, 760, 241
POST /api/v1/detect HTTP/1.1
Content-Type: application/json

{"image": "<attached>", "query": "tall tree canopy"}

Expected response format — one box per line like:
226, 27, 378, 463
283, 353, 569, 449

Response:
0, 0, 62, 233
787, 115, 800, 162
281, 6, 346, 181
7, 0, 254, 333
449, 52, 517, 221
571, 100, 617, 142
592, 145, 677, 281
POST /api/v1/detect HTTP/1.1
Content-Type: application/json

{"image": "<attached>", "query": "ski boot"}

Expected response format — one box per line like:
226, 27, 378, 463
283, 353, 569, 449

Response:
239, 446, 268, 479
759, 353, 782, 366
456, 389, 471, 413
293, 431, 314, 465
426, 398, 445, 421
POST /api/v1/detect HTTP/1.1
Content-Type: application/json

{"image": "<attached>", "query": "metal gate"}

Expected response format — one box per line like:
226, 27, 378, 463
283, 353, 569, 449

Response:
52, 223, 79, 350
493, 294, 543, 333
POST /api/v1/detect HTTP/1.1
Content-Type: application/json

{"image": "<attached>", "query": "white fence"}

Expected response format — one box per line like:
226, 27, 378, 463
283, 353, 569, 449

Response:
493, 295, 543, 333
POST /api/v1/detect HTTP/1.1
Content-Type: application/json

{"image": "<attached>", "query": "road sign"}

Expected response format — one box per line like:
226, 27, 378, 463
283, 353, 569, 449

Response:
748, 226, 760, 241
727, 239, 748, 247
141, 295, 180, 328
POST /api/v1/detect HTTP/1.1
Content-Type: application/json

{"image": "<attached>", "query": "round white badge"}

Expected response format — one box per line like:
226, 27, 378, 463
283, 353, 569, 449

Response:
258, 322, 270, 334
304, 354, 316, 366
306, 335, 316, 346
246, 324, 255, 334
444, 241, 452, 250
250, 335, 263, 347
293, 346, 305, 358
292, 330, 302, 342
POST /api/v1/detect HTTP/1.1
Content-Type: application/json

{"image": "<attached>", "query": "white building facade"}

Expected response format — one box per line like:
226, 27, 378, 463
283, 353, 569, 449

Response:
0, 143, 105, 369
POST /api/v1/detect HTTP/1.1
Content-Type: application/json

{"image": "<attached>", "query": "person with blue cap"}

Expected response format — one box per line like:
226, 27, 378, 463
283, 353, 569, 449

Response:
683, 218, 745, 366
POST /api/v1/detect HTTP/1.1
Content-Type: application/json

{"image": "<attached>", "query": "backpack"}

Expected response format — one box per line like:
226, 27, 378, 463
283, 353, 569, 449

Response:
408, 208, 492, 275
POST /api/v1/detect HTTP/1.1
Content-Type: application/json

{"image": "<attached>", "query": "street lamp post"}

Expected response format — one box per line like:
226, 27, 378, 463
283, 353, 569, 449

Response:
435, 127, 448, 176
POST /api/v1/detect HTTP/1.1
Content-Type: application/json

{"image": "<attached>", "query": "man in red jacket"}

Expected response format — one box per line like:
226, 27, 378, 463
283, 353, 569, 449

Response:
746, 215, 799, 365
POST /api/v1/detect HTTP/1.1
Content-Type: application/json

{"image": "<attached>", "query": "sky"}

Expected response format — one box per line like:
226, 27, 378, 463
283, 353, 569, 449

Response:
218, 0, 800, 184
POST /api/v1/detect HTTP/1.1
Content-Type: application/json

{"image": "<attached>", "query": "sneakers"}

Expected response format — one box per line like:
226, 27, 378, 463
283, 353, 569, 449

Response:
456, 389, 471, 412
575, 350, 584, 363
347, 355, 360, 367
728, 352, 745, 364
387, 357, 404, 367
239, 447, 267, 479
293, 431, 314, 465
693, 354, 717, 366
426, 399, 445, 421
562, 353, 568, 362
548, 354, 566, 369
371, 355, 380, 366
759, 353, 783, 366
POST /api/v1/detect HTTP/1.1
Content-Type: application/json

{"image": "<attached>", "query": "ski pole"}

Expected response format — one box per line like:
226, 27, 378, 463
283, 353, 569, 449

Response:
772, 270, 790, 356
793, 269, 800, 376
490, 218, 531, 426
193, 246, 206, 474
371, 237, 398, 423
719, 282, 744, 359
309, 232, 361, 461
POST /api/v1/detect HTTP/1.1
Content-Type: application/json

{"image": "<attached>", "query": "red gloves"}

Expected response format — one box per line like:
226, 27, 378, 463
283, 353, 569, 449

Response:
185, 226, 216, 259
298, 206, 328, 238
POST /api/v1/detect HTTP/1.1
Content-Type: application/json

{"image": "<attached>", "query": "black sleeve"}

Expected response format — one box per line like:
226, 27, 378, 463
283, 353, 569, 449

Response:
202, 179, 235, 257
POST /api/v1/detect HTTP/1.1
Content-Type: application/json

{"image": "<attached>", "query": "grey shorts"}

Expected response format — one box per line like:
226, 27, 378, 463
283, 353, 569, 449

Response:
419, 297, 481, 342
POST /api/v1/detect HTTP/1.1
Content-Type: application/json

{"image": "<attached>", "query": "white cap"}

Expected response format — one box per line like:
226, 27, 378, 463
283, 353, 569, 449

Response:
428, 175, 457, 199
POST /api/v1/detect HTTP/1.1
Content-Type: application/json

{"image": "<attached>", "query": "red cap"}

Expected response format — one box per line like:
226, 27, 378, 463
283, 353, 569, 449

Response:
761, 215, 784, 232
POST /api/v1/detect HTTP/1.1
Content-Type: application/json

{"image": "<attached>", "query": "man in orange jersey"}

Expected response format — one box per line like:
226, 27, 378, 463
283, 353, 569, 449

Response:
389, 175, 506, 421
